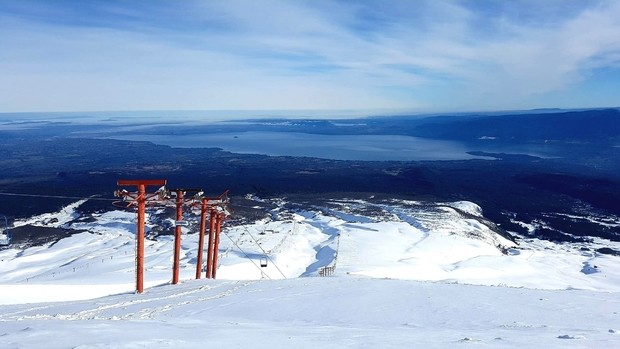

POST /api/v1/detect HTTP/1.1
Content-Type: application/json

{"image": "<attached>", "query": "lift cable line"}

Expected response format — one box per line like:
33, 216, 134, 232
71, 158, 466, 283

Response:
243, 227, 287, 279
222, 229, 272, 280
0, 192, 117, 201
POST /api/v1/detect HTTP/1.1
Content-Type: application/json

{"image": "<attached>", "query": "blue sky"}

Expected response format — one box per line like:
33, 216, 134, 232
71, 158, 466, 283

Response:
1, 0, 619, 114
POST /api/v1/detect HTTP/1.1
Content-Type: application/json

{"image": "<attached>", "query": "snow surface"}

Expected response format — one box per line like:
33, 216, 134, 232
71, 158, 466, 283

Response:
1, 197, 619, 348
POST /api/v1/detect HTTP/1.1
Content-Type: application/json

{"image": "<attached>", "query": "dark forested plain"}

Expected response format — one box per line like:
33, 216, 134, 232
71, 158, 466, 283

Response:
0, 109, 618, 250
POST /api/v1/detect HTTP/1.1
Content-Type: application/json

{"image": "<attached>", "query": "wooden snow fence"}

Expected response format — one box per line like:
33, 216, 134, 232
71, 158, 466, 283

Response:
318, 265, 335, 277
318, 233, 341, 277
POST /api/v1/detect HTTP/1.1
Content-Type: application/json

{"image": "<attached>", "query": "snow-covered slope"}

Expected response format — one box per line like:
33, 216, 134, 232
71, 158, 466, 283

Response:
0, 197, 619, 348
1, 278, 619, 348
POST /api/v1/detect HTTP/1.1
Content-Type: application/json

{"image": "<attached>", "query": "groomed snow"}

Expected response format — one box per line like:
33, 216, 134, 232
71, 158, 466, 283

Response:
1, 278, 619, 348
0, 197, 619, 348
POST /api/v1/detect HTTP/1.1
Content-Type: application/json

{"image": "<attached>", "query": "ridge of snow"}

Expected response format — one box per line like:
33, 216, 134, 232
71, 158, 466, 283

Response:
12, 199, 88, 228
443, 200, 484, 217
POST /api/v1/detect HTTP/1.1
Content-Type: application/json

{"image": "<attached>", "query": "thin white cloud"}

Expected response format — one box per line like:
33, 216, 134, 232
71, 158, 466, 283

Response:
0, 0, 619, 113
461, 1, 620, 108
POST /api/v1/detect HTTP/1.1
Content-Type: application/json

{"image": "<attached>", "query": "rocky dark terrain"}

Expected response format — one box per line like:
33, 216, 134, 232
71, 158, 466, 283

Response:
1, 109, 618, 247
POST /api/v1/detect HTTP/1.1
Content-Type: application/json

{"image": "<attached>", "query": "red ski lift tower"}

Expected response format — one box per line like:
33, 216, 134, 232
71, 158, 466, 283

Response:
191, 191, 230, 279
114, 179, 167, 294
158, 188, 202, 285
210, 209, 228, 279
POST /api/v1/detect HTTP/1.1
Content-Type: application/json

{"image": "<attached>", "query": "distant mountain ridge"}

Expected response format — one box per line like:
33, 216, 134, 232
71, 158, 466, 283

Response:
213, 108, 620, 146
406, 108, 620, 144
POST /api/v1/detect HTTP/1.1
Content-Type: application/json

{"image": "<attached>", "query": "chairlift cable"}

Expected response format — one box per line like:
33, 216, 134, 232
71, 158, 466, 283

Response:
222, 229, 272, 280
0, 192, 117, 201
243, 227, 287, 279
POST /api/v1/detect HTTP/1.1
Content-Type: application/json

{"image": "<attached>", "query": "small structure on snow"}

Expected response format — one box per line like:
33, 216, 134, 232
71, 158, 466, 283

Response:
0, 215, 11, 246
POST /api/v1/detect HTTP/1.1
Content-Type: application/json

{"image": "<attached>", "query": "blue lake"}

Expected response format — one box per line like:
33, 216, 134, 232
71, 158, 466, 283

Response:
107, 131, 491, 161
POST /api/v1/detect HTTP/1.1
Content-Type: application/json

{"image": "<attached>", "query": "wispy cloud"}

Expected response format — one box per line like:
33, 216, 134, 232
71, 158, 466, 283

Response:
1, 0, 619, 113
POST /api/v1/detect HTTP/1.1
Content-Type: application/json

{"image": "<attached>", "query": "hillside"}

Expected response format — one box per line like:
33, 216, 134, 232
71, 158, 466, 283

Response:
1, 196, 619, 347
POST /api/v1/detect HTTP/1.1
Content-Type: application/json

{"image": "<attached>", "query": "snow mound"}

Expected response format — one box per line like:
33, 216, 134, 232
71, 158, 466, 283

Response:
444, 201, 483, 217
